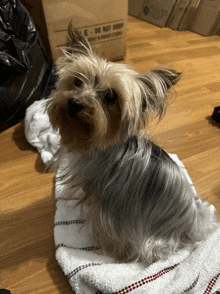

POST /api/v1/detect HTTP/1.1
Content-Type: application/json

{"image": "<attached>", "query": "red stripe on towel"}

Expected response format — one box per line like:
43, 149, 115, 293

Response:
56, 244, 101, 251
203, 273, 220, 294
113, 265, 176, 294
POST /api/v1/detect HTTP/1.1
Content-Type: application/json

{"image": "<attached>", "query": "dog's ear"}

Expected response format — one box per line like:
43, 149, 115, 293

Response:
139, 68, 181, 120
65, 23, 92, 56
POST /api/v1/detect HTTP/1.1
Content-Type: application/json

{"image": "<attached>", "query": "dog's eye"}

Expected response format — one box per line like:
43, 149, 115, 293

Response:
103, 89, 117, 105
74, 77, 83, 88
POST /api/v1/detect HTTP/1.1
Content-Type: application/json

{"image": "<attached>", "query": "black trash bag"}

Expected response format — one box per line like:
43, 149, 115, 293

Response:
0, 290, 12, 294
212, 106, 220, 124
0, 0, 57, 132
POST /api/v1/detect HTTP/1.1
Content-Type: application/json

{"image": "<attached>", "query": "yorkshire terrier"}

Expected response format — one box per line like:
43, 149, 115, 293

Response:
47, 27, 217, 265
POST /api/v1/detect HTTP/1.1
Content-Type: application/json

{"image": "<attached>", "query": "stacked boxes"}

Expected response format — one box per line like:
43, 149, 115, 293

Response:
128, 0, 220, 36
190, 0, 220, 36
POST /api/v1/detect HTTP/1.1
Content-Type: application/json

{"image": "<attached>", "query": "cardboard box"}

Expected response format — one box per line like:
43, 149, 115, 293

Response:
177, 0, 201, 31
213, 15, 220, 36
21, 0, 128, 61
190, 0, 220, 36
166, 0, 190, 30
128, 0, 176, 27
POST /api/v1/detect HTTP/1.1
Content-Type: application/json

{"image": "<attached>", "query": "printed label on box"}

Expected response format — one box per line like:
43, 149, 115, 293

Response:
54, 19, 126, 50
78, 20, 125, 44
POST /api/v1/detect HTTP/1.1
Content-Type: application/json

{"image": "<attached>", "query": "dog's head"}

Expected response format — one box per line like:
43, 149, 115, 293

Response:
47, 27, 181, 152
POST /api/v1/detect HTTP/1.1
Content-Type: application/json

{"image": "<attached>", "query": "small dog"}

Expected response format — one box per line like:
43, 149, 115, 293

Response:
47, 27, 217, 265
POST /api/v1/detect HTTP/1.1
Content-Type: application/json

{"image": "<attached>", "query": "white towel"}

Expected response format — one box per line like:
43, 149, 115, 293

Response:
54, 162, 220, 294
24, 99, 60, 164
25, 101, 220, 294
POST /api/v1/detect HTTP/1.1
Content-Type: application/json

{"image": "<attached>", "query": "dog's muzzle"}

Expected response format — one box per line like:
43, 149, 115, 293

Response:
68, 98, 84, 118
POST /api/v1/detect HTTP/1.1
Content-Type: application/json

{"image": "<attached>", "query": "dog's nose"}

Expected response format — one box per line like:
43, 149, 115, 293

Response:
67, 98, 84, 117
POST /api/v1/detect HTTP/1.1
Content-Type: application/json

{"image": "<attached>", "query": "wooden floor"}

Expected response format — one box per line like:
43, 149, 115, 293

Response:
1, 15, 220, 293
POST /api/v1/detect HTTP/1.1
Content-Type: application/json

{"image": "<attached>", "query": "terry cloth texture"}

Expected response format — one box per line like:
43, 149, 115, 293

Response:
54, 165, 220, 294
25, 99, 60, 164
25, 101, 220, 294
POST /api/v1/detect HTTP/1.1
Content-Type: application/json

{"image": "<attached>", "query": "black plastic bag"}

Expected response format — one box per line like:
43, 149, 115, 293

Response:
0, 0, 56, 132
0, 290, 12, 294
